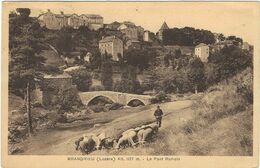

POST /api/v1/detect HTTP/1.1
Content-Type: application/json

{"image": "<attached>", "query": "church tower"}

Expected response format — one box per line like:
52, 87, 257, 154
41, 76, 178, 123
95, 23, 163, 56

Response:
157, 21, 169, 41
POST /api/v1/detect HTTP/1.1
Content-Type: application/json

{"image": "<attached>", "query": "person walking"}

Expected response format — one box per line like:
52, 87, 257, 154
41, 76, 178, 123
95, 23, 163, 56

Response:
154, 105, 163, 127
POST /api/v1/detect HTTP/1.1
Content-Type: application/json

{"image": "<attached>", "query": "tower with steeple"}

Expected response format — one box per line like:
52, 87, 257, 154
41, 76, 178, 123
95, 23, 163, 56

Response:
157, 21, 169, 41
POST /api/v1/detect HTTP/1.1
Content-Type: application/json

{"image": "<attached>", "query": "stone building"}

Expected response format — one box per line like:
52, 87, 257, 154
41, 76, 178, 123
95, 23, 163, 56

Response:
157, 21, 169, 41
118, 22, 138, 40
39, 10, 103, 30
195, 43, 210, 62
105, 21, 121, 30
80, 14, 104, 30
143, 30, 152, 42
68, 13, 82, 29
99, 36, 123, 61
39, 10, 68, 30
42, 73, 74, 107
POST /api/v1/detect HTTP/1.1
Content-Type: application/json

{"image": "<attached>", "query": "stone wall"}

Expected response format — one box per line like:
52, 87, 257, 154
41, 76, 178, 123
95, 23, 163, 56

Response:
42, 74, 82, 108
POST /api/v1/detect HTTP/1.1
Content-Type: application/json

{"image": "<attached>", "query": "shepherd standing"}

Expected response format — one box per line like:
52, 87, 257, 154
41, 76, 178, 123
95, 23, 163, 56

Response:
154, 105, 163, 127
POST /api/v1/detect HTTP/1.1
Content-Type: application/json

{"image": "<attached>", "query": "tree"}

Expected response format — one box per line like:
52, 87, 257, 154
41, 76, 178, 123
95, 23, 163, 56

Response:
227, 35, 243, 45
9, 8, 46, 136
204, 63, 221, 87
142, 66, 160, 91
162, 27, 215, 46
218, 33, 226, 42
67, 69, 92, 92
187, 57, 205, 94
208, 45, 252, 81
100, 53, 113, 90
123, 47, 156, 71
89, 49, 102, 69
56, 27, 74, 56
113, 63, 143, 94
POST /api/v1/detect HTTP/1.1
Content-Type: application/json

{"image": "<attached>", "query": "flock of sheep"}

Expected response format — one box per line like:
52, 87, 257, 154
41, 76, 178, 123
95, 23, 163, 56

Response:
75, 123, 159, 154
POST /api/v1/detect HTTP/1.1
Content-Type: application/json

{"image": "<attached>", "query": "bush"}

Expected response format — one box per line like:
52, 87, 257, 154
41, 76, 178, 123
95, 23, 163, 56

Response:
113, 79, 143, 94
56, 86, 83, 111
233, 68, 253, 104
151, 91, 170, 104
89, 85, 105, 91
67, 69, 92, 92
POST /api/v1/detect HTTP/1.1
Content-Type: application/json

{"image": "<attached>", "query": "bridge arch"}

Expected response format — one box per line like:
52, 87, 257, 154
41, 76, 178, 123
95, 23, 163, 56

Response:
79, 91, 152, 106
126, 99, 146, 107
86, 95, 116, 106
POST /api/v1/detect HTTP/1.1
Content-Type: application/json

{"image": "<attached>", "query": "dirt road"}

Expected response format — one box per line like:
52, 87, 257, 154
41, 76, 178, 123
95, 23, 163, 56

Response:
20, 100, 193, 155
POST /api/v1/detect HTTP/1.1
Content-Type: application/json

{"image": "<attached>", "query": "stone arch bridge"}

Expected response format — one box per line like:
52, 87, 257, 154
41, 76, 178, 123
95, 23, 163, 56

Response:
79, 91, 153, 106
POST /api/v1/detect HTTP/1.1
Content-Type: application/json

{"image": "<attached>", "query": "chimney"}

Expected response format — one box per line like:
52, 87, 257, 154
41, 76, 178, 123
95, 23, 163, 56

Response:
60, 11, 64, 15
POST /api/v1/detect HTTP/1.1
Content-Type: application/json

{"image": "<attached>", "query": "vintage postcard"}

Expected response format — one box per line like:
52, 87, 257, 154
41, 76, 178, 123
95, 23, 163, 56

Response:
1, 2, 259, 168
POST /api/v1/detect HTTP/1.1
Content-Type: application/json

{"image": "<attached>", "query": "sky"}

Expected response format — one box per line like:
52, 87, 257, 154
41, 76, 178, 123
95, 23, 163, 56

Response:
14, 2, 258, 45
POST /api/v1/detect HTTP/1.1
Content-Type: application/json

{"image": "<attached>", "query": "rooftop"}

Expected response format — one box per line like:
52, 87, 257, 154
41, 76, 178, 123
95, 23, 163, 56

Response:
120, 21, 136, 28
81, 14, 103, 18
160, 22, 169, 30
195, 43, 208, 48
40, 10, 103, 19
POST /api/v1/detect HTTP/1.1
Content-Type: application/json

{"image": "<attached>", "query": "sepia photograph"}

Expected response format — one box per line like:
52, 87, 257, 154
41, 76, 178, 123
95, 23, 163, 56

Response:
1, 2, 259, 168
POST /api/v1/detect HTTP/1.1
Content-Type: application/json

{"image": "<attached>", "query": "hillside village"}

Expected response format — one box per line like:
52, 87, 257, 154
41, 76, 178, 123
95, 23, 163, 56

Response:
8, 8, 253, 156
37, 10, 252, 66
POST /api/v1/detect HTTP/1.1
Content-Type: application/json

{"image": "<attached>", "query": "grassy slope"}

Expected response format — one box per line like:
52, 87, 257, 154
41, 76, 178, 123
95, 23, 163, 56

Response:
166, 105, 253, 156
164, 68, 253, 156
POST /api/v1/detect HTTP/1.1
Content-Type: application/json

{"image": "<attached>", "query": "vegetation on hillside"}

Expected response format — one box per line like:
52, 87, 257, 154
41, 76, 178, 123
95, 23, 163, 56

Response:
9, 8, 47, 135
143, 44, 252, 94
162, 26, 243, 46
162, 27, 216, 46
100, 54, 113, 90
167, 67, 253, 155
67, 69, 92, 92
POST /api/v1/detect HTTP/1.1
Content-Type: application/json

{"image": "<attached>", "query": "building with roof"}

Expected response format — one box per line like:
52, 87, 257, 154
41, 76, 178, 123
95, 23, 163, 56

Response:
118, 22, 138, 40
38, 10, 68, 30
99, 36, 123, 61
68, 14, 82, 29
80, 14, 104, 30
195, 43, 210, 62
157, 21, 169, 41
39, 10, 103, 30
105, 21, 121, 30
